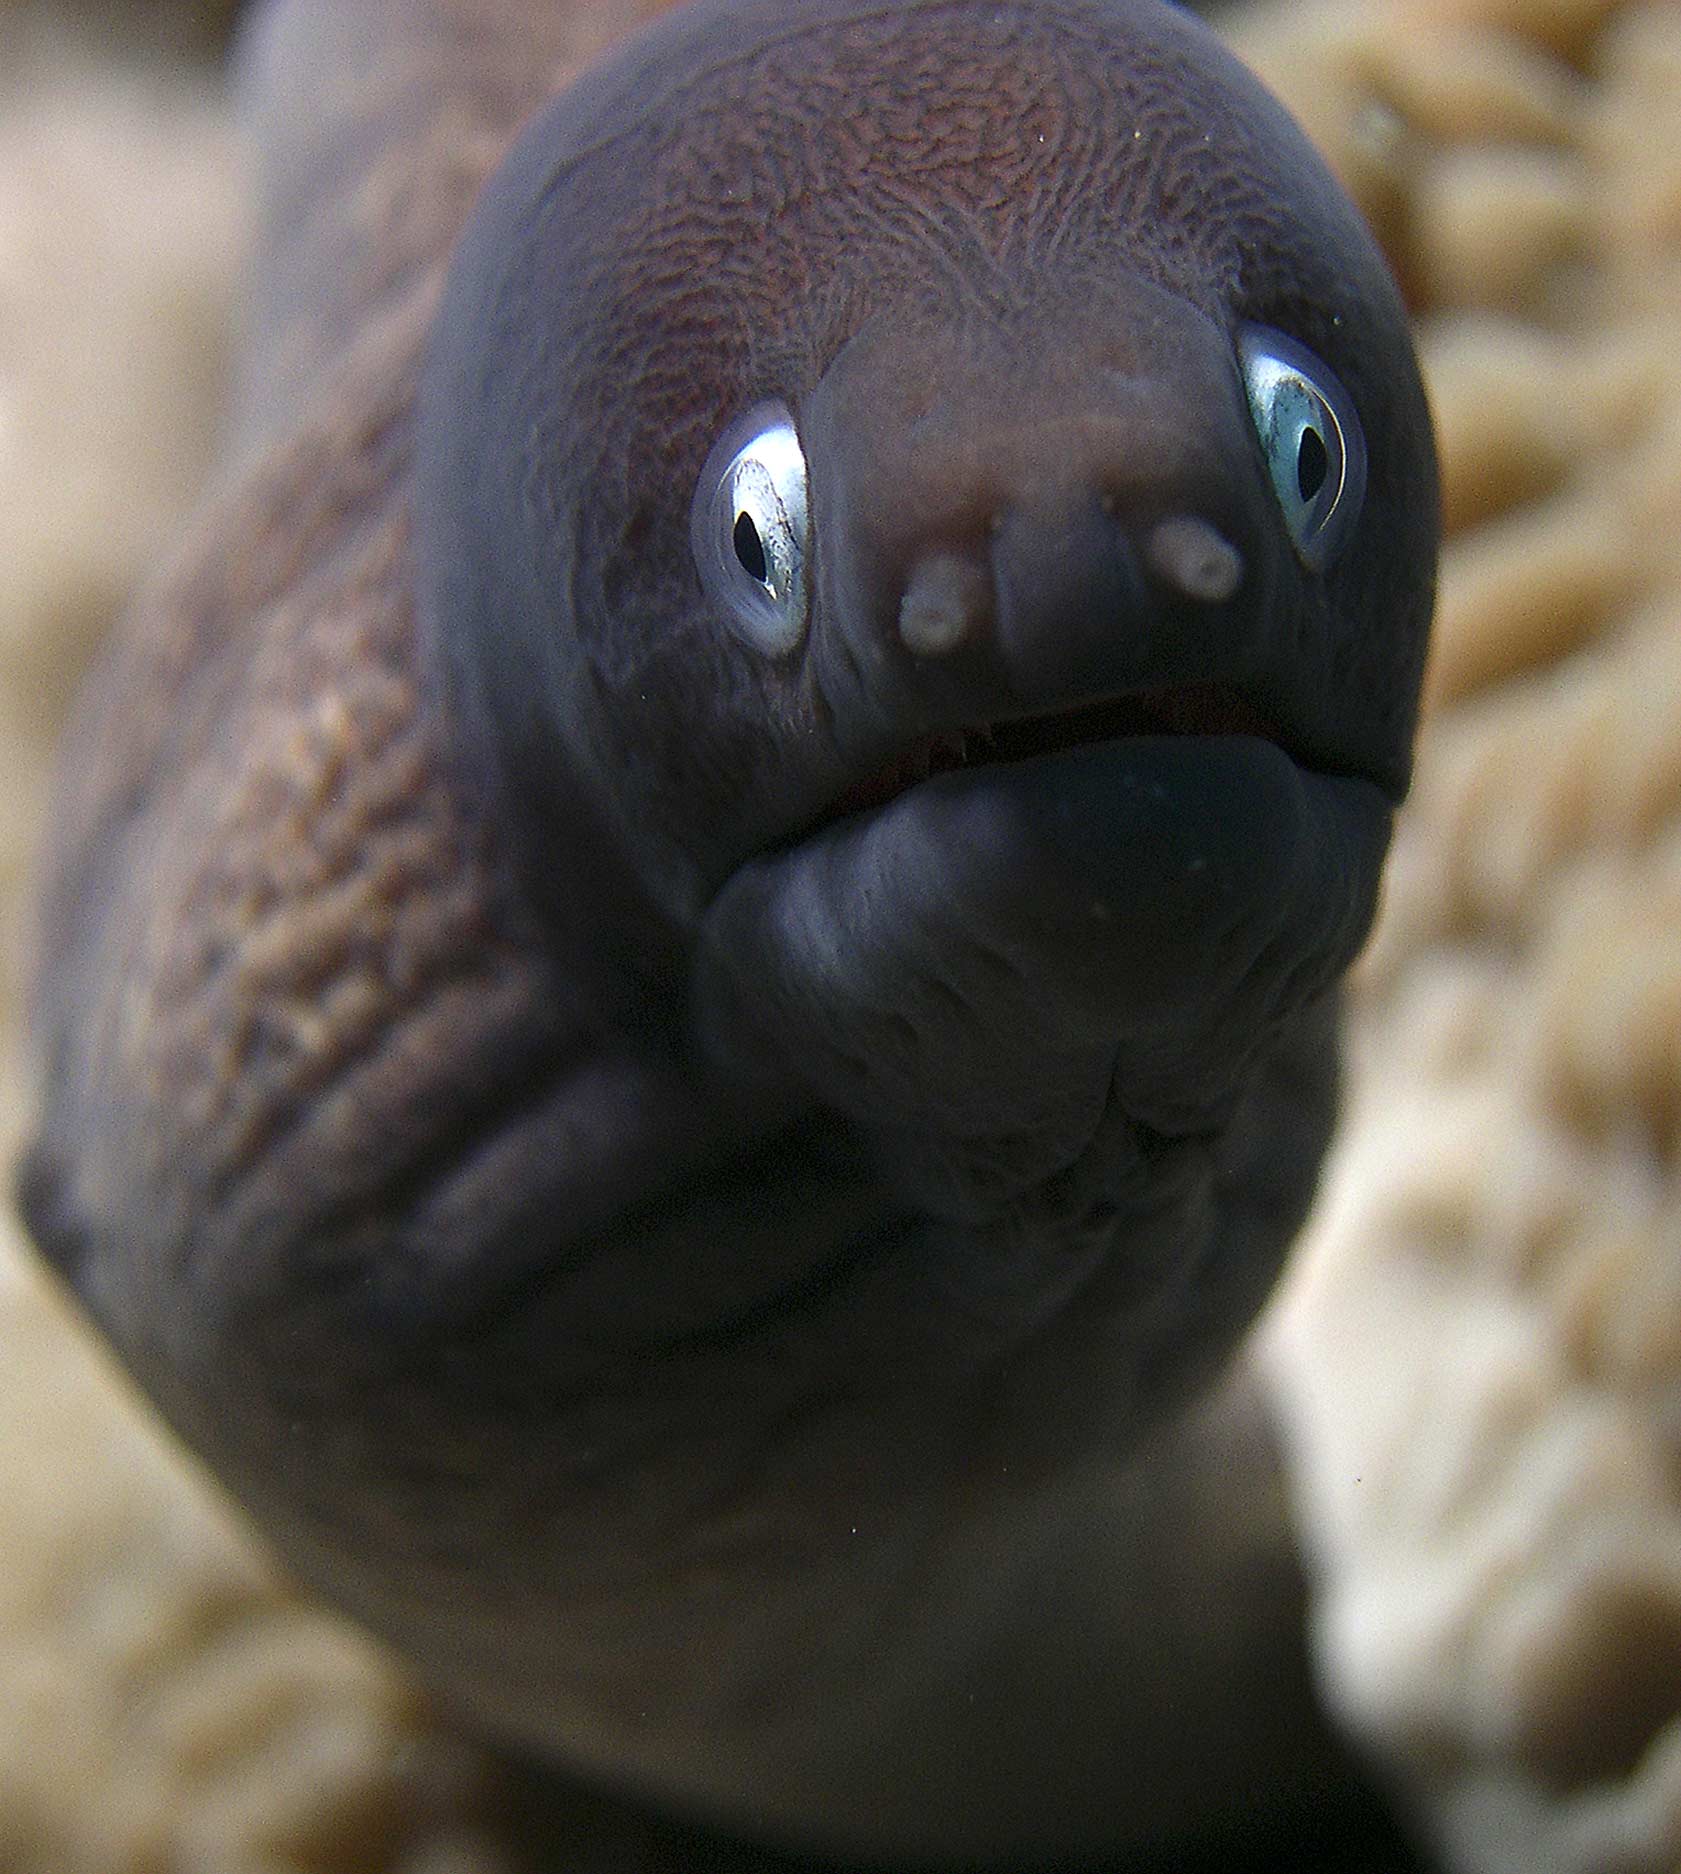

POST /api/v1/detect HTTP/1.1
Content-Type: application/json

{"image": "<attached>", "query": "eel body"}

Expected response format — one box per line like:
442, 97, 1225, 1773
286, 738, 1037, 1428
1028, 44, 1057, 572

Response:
19, 0, 1438, 1861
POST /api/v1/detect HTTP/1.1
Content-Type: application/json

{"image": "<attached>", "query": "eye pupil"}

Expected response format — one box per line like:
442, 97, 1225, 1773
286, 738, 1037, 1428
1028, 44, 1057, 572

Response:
733, 510, 768, 584
1238, 326, 1366, 570
693, 400, 810, 656
1297, 426, 1329, 502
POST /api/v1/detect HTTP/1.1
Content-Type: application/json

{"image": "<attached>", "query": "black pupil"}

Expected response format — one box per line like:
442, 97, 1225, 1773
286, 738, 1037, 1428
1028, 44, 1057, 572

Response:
734, 510, 769, 584
1297, 425, 1330, 503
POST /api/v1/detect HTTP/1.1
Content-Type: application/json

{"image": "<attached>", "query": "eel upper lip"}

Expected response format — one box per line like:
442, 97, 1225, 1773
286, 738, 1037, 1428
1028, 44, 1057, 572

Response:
825, 680, 1288, 822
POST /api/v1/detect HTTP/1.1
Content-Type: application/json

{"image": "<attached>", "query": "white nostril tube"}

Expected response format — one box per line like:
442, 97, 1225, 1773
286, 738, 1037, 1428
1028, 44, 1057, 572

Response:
1144, 515, 1244, 604
898, 552, 991, 655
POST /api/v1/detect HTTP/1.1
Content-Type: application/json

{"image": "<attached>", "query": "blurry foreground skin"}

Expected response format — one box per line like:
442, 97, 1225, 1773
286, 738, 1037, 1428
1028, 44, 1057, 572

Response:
0, 0, 242, 55
18, 0, 1437, 1864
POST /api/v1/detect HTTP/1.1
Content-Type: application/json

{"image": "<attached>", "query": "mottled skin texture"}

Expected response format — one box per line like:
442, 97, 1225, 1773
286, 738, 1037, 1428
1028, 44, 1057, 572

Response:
19, 0, 1437, 1864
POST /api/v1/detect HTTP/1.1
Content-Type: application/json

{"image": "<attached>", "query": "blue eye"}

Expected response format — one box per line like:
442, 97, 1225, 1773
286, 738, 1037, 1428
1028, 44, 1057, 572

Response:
1238, 325, 1366, 570
691, 401, 811, 656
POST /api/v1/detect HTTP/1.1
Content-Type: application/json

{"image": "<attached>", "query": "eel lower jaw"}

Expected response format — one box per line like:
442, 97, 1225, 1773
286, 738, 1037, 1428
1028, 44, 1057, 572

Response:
824, 680, 1289, 823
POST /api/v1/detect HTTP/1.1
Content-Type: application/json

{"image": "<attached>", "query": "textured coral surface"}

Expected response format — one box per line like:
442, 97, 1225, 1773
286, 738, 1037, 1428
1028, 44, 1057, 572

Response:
3, 1, 1680, 1871
1241, 4, 1681, 1870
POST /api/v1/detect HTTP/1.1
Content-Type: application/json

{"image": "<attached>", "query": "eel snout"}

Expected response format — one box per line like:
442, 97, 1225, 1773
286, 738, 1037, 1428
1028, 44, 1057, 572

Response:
893, 517, 1255, 659
791, 272, 1407, 824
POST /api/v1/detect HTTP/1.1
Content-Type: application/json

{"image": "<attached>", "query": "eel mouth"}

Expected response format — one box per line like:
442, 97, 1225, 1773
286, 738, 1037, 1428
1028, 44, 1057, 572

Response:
826, 680, 1286, 822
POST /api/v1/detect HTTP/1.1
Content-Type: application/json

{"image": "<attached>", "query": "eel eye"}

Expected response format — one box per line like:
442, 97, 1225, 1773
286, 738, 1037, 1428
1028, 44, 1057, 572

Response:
1238, 325, 1367, 570
691, 400, 810, 656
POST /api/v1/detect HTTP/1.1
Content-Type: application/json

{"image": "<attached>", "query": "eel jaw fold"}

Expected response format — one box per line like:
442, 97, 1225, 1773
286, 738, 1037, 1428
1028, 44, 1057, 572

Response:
824, 680, 1287, 823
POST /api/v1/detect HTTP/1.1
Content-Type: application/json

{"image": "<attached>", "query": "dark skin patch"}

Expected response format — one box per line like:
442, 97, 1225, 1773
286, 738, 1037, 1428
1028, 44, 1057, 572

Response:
18, 0, 1438, 1864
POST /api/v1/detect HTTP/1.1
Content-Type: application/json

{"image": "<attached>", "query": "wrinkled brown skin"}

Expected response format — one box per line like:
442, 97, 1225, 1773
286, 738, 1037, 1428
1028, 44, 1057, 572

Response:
18, 0, 1438, 1865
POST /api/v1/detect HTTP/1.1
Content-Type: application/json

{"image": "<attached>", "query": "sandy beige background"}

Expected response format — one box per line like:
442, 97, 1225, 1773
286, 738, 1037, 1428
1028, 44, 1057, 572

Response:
2, 2, 1679, 1870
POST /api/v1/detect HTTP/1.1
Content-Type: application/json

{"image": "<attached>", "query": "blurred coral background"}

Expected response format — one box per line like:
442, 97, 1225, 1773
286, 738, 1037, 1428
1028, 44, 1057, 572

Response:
1, 1, 1678, 1870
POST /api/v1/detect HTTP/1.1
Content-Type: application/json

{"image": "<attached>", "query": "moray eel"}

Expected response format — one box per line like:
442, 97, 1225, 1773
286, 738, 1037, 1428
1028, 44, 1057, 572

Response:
18, 0, 1438, 1862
